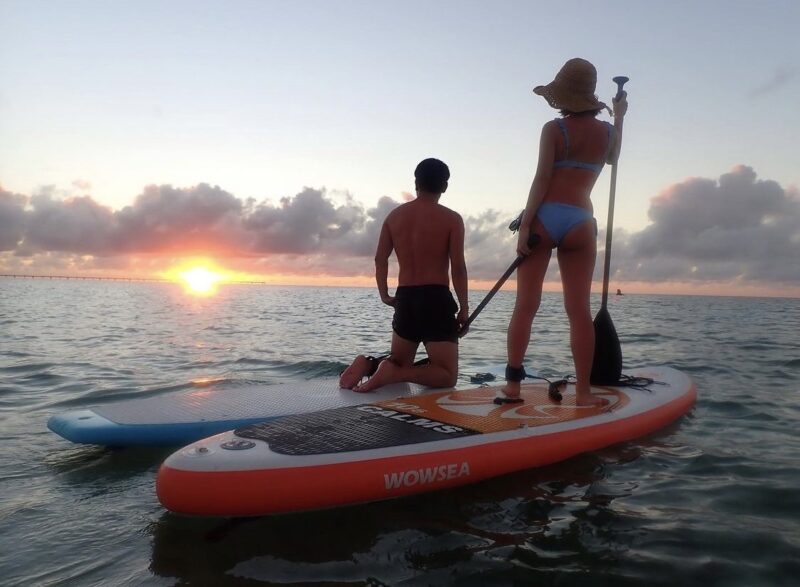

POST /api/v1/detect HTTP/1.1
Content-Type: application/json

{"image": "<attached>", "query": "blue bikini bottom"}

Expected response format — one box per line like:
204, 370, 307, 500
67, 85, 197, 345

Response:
535, 203, 595, 245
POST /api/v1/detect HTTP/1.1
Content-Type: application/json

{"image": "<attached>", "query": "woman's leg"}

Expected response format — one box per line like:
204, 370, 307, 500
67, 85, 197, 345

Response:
557, 220, 602, 405
504, 221, 553, 397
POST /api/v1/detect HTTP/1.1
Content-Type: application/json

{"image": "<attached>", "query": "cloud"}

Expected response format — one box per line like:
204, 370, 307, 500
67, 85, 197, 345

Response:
22, 191, 117, 255
0, 183, 404, 276
464, 209, 517, 276
749, 66, 798, 98
245, 188, 369, 255
620, 166, 800, 284
113, 184, 244, 254
72, 179, 92, 191
0, 187, 28, 250
1, 166, 798, 289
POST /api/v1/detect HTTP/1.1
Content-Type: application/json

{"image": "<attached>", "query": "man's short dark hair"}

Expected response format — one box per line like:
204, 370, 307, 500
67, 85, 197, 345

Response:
414, 158, 450, 194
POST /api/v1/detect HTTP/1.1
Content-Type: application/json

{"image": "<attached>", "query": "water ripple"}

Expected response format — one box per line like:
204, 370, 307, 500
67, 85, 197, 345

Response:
0, 281, 798, 586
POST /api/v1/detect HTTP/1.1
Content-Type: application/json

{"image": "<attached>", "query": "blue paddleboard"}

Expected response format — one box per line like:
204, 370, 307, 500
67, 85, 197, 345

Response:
47, 365, 508, 446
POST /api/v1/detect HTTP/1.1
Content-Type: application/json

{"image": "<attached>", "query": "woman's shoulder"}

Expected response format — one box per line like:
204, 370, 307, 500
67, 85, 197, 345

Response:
567, 115, 613, 134
540, 118, 562, 136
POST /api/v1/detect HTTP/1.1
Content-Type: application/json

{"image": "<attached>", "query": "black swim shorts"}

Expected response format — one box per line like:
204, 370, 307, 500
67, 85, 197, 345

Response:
392, 284, 459, 344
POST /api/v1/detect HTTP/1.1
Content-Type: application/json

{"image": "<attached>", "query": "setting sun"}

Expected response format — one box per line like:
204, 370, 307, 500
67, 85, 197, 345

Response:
160, 260, 265, 295
179, 267, 221, 295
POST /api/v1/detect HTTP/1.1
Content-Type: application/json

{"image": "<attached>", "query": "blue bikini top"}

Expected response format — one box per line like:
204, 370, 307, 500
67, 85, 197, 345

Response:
552, 118, 614, 174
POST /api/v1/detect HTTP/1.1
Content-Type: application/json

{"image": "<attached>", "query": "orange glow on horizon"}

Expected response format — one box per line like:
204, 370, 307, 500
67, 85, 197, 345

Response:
6, 256, 796, 298
158, 258, 378, 292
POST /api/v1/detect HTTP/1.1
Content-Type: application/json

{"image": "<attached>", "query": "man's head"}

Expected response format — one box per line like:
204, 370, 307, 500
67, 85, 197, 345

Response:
414, 158, 450, 195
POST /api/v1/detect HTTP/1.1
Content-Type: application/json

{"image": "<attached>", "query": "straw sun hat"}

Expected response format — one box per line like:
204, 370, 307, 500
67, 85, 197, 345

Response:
533, 58, 609, 113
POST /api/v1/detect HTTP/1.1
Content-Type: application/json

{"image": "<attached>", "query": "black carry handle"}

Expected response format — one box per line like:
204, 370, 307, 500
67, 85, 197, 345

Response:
458, 232, 540, 336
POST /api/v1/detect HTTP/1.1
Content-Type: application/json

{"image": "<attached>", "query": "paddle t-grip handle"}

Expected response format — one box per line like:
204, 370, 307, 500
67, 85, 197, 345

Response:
612, 76, 629, 101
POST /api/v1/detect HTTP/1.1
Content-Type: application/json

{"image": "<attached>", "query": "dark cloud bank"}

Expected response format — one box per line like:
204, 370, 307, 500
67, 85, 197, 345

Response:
1, 165, 798, 287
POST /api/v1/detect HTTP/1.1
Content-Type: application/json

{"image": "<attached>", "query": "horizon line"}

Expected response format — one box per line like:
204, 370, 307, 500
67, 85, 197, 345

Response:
2, 274, 798, 301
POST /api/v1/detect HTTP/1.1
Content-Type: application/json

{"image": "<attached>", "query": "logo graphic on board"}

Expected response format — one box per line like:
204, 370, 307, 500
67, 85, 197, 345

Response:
434, 387, 625, 420
383, 461, 471, 491
356, 404, 468, 435
374, 385, 630, 434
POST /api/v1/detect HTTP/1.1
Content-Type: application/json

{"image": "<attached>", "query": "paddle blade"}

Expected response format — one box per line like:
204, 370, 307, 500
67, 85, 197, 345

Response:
591, 306, 622, 385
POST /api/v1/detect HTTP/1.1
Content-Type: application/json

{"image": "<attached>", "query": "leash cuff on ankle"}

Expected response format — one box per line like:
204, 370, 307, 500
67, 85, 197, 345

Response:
505, 364, 526, 382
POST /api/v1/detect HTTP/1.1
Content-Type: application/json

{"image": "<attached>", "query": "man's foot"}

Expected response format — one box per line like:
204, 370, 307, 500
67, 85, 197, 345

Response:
575, 392, 607, 407
353, 359, 399, 393
339, 355, 376, 389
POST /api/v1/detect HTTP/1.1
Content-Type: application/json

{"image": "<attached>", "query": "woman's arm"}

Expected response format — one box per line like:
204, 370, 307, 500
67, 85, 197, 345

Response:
516, 122, 555, 255
607, 91, 628, 165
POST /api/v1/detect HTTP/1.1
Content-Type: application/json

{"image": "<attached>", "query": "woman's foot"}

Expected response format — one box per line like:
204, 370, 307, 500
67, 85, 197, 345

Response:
494, 381, 523, 405
353, 359, 399, 393
575, 392, 607, 407
339, 355, 376, 389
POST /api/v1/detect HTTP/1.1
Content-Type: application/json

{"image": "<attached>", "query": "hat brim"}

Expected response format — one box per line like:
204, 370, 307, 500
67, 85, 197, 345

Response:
533, 82, 607, 113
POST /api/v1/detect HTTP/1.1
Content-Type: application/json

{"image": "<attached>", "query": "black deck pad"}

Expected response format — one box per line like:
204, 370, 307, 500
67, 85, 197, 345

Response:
235, 404, 479, 455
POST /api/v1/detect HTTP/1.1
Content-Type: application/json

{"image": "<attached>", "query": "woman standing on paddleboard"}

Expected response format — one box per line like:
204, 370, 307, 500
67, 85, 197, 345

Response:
499, 58, 628, 406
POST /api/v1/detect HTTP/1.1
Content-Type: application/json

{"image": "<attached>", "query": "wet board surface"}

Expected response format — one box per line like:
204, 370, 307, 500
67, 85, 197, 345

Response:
47, 378, 428, 446
234, 382, 633, 454
157, 366, 696, 516
47, 365, 507, 446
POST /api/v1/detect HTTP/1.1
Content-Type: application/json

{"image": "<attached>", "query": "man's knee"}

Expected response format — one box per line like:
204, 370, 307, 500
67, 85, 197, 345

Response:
435, 358, 458, 387
392, 356, 415, 368
442, 366, 458, 387
425, 348, 458, 386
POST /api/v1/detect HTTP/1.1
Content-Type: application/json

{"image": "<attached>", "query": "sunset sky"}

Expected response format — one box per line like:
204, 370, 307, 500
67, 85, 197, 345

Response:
1, 0, 798, 296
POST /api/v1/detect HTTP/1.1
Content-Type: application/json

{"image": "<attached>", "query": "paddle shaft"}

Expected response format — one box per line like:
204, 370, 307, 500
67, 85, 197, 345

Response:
459, 233, 540, 334
599, 76, 628, 310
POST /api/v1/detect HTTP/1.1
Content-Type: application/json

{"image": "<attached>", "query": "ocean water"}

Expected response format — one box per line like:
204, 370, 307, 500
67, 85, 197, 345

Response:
1, 278, 799, 586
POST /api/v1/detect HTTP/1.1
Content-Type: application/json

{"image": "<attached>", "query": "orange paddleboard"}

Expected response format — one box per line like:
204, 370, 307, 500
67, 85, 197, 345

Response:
157, 366, 695, 517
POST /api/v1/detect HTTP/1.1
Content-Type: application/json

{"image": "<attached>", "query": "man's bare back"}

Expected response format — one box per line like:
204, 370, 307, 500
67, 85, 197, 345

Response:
381, 199, 463, 287
340, 158, 469, 392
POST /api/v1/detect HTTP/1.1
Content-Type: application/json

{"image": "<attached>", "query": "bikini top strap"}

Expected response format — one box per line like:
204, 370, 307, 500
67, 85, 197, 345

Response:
555, 118, 570, 158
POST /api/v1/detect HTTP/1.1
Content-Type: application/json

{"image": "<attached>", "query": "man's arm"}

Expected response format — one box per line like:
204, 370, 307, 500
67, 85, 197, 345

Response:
375, 219, 394, 306
449, 214, 469, 328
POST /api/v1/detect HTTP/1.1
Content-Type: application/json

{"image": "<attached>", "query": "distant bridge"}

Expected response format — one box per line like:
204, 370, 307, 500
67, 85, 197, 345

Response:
0, 274, 267, 285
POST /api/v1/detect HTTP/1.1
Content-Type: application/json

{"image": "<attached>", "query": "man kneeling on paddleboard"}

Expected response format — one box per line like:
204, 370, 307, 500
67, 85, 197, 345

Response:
339, 158, 469, 392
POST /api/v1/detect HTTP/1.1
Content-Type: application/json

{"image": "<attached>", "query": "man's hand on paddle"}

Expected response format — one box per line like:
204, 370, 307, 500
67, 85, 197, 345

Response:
457, 307, 469, 337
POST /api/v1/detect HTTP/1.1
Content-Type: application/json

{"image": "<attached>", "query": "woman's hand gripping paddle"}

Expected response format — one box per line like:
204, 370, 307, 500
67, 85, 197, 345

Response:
458, 232, 540, 336
591, 76, 628, 385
